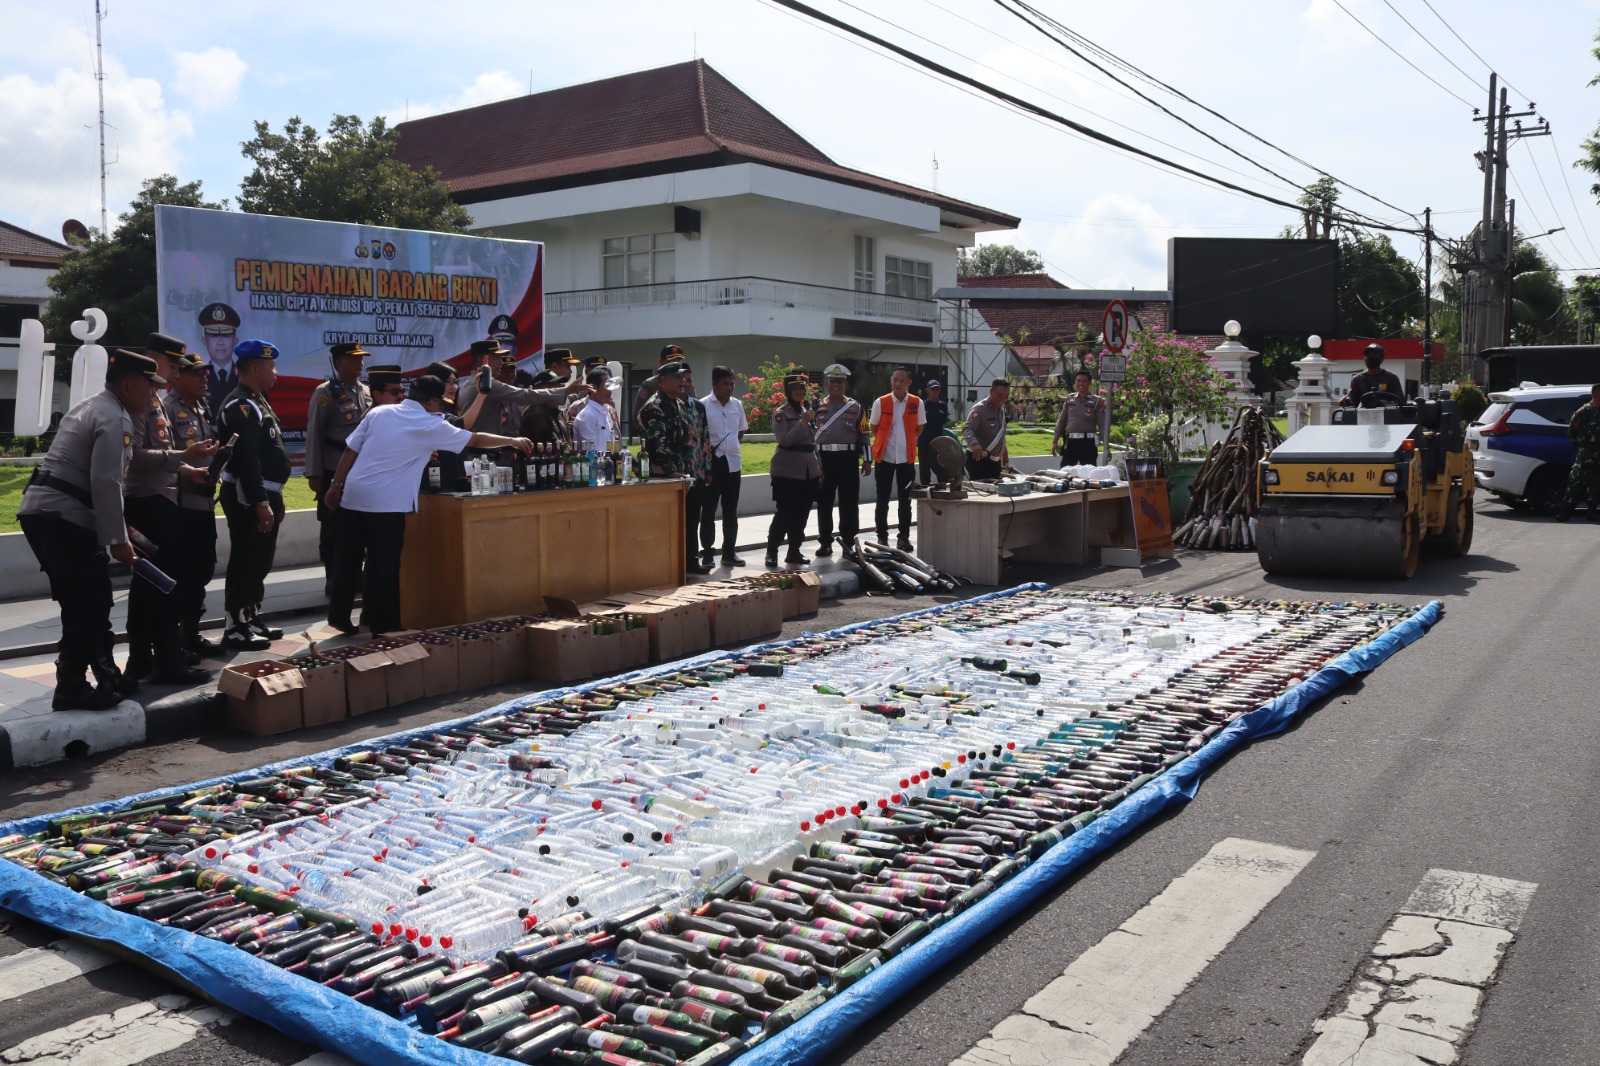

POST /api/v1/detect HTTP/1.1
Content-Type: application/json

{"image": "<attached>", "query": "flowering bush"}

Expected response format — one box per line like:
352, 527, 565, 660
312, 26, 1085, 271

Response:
1095, 329, 1233, 471
740, 355, 811, 432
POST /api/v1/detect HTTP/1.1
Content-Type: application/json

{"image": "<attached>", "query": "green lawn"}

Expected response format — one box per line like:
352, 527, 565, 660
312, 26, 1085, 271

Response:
0, 466, 317, 534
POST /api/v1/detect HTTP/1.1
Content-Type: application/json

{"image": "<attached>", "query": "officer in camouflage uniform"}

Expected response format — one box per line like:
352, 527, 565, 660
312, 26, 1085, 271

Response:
1557, 383, 1600, 521
304, 342, 371, 595
218, 340, 292, 650
638, 361, 713, 573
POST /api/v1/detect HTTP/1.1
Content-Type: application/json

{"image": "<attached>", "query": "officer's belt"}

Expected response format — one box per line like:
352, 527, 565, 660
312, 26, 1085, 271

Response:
819, 444, 856, 452
219, 472, 285, 492
777, 444, 816, 453
25, 470, 93, 508
1064, 433, 1093, 439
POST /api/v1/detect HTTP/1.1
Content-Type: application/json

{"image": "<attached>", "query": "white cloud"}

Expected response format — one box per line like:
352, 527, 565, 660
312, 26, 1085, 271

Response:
388, 71, 525, 123
171, 47, 247, 111
0, 55, 193, 238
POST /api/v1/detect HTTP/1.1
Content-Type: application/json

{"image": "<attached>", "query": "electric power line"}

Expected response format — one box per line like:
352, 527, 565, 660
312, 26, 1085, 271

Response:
1376, 0, 1484, 94
1415, 0, 1528, 101
1327, 0, 1476, 108
1518, 141, 1588, 266
1548, 138, 1600, 263
999, 0, 1421, 226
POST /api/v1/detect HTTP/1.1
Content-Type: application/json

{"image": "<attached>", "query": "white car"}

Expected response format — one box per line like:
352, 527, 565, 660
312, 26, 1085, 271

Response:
1467, 384, 1591, 512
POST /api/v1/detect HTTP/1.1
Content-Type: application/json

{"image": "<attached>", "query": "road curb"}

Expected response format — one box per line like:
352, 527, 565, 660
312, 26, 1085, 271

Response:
0, 700, 146, 769
144, 687, 225, 743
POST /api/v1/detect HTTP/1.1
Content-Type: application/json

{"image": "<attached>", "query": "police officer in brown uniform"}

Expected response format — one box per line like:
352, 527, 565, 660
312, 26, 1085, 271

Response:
812, 364, 871, 558
457, 340, 586, 436
19, 352, 169, 709
163, 350, 223, 657
124, 333, 215, 684
304, 343, 372, 595
1052, 371, 1105, 466
767, 375, 822, 567
963, 379, 1012, 480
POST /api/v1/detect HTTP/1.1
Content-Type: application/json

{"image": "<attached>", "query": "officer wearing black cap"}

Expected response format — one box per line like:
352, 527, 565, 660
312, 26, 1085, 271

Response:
488, 313, 518, 352
305, 343, 372, 595
1341, 342, 1405, 406
368, 365, 405, 405
197, 301, 241, 418
218, 340, 291, 650
456, 339, 588, 441
121, 333, 215, 684
635, 343, 686, 422
163, 348, 222, 658
18, 351, 168, 710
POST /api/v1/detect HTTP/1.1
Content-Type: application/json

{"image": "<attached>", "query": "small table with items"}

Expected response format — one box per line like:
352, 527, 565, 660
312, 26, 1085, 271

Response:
915, 485, 1136, 585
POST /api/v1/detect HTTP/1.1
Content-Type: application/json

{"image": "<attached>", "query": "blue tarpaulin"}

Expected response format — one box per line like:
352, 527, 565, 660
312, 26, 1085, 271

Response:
0, 590, 1440, 1066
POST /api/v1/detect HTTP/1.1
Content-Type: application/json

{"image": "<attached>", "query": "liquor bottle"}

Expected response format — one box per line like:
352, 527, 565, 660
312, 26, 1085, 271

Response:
426, 454, 443, 492
639, 446, 650, 483
619, 439, 633, 484
538, 444, 551, 489
587, 448, 598, 488
205, 433, 239, 485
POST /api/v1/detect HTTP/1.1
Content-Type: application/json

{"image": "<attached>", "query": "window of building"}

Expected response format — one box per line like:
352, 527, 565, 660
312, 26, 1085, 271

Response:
885, 256, 932, 300
853, 236, 875, 292
0, 303, 40, 338
603, 233, 675, 289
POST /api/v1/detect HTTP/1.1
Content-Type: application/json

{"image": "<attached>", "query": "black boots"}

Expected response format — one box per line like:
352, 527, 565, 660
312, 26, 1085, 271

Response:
54, 657, 122, 712
224, 609, 271, 650
150, 637, 210, 685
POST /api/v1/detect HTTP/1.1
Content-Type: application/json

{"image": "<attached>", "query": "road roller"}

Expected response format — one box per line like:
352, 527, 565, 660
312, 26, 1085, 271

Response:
1256, 394, 1474, 579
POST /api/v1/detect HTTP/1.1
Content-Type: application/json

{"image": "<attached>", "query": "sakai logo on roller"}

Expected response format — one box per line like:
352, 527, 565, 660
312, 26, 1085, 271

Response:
1305, 468, 1356, 485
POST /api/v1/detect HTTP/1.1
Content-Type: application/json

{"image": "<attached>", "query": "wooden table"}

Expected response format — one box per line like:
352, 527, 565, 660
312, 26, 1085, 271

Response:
398, 480, 687, 629
915, 486, 1136, 585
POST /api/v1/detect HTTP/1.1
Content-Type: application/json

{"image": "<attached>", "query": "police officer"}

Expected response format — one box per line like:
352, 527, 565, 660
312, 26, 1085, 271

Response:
635, 343, 686, 418
964, 379, 1012, 480
18, 351, 167, 710
1556, 382, 1600, 522
218, 340, 291, 651
917, 379, 950, 485
197, 302, 241, 418
457, 340, 586, 437
767, 375, 822, 567
124, 333, 215, 684
164, 350, 223, 658
1341, 343, 1405, 406
1052, 370, 1106, 466
812, 364, 871, 558
304, 343, 371, 596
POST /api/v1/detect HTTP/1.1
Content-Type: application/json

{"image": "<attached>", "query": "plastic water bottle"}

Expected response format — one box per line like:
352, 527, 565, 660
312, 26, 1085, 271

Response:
587, 449, 598, 488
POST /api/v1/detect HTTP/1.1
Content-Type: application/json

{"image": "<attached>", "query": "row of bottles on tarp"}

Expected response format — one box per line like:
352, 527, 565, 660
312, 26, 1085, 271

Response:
0, 590, 1408, 1065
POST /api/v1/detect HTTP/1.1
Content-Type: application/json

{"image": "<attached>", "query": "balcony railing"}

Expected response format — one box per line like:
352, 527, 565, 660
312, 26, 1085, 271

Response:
547, 276, 938, 323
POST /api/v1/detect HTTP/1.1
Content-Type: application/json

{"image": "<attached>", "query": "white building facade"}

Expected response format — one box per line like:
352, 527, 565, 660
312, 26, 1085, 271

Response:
0, 221, 70, 428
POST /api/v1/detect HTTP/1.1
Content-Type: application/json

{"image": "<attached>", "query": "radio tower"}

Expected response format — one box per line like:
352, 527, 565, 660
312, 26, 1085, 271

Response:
95, 0, 108, 235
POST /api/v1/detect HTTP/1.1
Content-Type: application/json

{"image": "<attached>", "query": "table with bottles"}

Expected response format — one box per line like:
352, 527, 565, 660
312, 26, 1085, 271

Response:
916, 484, 1137, 585
402, 440, 687, 630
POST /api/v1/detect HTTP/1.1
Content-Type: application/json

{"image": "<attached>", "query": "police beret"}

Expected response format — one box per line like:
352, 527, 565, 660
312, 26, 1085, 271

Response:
470, 339, 507, 359
656, 360, 690, 378
489, 314, 518, 338
145, 332, 187, 359
198, 302, 240, 334
108, 349, 167, 385
331, 342, 368, 360
367, 364, 403, 388
233, 339, 278, 362
659, 343, 685, 363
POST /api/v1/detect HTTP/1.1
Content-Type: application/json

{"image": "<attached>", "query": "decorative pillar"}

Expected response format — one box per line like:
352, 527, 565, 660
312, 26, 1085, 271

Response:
1287, 334, 1333, 433
1200, 319, 1258, 446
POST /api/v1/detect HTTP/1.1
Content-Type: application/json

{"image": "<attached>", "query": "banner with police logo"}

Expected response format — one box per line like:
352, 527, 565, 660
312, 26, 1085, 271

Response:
155, 204, 544, 450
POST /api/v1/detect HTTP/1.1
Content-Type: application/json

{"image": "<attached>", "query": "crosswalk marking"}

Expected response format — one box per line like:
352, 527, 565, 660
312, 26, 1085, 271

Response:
952, 837, 1316, 1066
0, 994, 236, 1066
1300, 868, 1537, 1066
0, 941, 117, 1004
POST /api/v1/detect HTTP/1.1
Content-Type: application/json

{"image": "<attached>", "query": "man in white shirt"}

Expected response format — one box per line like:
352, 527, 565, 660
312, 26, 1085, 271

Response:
699, 365, 749, 567
571, 368, 622, 452
868, 367, 927, 551
323, 374, 533, 634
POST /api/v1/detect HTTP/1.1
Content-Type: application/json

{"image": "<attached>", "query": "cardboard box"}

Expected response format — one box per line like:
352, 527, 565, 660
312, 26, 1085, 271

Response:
282, 654, 346, 728
629, 599, 712, 662
680, 585, 762, 645
451, 630, 496, 691
338, 647, 393, 716
614, 622, 650, 671
746, 586, 784, 639
588, 626, 623, 678
471, 619, 532, 684
361, 638, 429, 708
400, 630, 460, 698
218, 660, 304, 736
792, 571, 822, 616
524, 621, 594, 683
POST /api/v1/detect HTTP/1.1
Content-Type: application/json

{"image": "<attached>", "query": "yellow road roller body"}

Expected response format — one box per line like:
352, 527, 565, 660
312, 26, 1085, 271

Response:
1256, 400, 1474, 579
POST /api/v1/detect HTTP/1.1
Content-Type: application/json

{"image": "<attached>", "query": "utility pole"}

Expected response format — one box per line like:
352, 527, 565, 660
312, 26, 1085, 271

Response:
94, 0, 108, 236
1504, 198, 1515, 347
1423, 206, 1433, 392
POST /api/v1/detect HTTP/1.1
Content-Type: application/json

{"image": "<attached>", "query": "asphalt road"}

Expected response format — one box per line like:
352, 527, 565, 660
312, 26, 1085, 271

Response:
2, 496, 1593, 1066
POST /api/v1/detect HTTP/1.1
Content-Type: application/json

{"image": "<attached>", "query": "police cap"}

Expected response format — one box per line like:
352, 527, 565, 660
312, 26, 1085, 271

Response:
470, 339, 508, 360
823, 362, 850, 379
331, 342, 369, 361
171, 351, 207, 372
489, 314, 518, 339
545, 348, 576, 367
233, 339, 278, 363
145, 332, 187, 359
108, 349, 167, 385
783, 373, 809, 391
499, 354, 518, 369
530, 369, 563, 387
199, 302, 240, 335
367, 364, 403, 389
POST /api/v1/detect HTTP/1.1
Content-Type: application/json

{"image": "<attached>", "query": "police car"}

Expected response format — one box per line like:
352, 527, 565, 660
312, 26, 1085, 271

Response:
1467, 383, 1593, 512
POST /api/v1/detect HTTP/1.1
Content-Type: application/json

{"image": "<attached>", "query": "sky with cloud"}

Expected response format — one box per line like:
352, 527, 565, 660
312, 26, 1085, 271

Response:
4, 0, 1600, 291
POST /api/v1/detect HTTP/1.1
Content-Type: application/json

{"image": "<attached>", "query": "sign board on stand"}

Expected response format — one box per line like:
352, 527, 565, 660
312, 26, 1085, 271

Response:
1125, 457, 1175, 561
1098, 354, 1127, 383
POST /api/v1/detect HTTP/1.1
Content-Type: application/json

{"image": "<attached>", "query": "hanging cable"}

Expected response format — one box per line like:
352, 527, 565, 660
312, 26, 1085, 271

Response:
1548, 138, 1600, 263
1326, 0, 1476, 107
1416, 0, 1528, 101
1376, 0, 1484, 93
762, 0, 1425, 235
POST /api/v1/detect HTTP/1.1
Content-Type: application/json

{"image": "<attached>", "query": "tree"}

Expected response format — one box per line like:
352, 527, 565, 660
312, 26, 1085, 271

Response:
957, 244, 1045, 277
238, 115, 472, 231
1576, 24, 1600, 198
1505, 238, 1569, 345
44, 175, 227, 351
1337, 231, 1423, 338
1089, 329, 1233, 468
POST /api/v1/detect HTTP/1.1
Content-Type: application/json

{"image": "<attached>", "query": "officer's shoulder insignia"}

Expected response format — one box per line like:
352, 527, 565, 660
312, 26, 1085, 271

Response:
319, 393, 330, 407
122, 432, 131, 448
174, 410, 189, 420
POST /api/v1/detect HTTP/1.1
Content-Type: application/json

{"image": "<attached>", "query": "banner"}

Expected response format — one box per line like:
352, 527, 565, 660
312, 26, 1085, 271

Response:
155, 205, 543, 454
